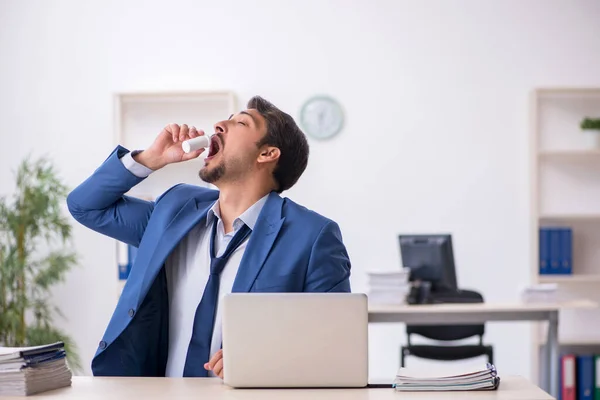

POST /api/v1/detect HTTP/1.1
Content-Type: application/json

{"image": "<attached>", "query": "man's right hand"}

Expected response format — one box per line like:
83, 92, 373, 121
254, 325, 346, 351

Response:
133, 123, 207, 170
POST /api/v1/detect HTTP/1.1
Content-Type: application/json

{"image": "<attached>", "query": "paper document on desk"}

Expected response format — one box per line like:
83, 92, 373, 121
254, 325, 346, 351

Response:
393, 363, 500, 391
0, 341, 72, 396
367, 269, 411, 304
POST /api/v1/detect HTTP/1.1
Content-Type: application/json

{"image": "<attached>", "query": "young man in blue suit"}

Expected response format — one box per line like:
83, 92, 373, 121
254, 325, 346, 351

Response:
67, 96, 351, 379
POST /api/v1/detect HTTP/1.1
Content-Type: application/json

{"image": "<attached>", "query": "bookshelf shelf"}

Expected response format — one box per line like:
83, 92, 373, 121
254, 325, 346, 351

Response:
538, 274, 600, 283
561, 339, 600, 345
536, 88, 600, 95
539, 214, 600, 222
539, 339, 600, 346
538, 150, 600, 159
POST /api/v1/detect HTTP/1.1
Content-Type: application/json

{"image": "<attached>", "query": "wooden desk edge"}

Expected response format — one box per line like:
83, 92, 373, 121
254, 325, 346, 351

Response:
368, 300, 598, 313
1, 375, 551, 399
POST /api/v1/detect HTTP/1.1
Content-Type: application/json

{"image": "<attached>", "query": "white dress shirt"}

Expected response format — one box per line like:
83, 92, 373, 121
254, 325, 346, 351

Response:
121, 151, 268, 377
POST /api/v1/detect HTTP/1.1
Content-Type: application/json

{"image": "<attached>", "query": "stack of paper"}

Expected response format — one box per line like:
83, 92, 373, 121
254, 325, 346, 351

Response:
521, 283, 559, 303
393, 363, 500, 391
0, 342, 72, 396
367, 269, 411, 304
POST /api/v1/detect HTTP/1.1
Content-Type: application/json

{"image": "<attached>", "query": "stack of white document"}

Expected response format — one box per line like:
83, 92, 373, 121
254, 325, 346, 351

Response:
0, 342, 72, 396
521, 283, 559, 303
393, 363, 500, 391
367, 269, 411, 304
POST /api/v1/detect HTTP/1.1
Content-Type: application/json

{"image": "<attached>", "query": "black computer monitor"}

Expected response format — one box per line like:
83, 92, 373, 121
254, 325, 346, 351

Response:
398, 234, 458, 291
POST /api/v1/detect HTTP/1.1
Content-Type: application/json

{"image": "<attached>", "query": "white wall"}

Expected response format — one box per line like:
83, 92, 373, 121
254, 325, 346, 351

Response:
1, 0, 600, 381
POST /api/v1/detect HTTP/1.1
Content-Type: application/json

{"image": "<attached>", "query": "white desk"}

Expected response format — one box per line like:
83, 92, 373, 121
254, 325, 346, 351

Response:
2, 376, 553, 399
368, 300, 597, 399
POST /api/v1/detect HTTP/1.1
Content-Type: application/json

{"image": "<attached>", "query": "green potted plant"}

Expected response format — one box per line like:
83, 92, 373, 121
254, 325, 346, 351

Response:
0, 156, 81, 372
580, 117, 600, 148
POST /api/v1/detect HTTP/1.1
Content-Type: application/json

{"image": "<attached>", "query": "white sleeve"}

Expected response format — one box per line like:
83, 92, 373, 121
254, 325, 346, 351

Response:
120, 150, 154, 178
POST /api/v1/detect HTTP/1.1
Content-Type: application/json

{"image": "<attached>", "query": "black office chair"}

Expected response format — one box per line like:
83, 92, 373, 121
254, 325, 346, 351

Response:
400, 289, 494, 367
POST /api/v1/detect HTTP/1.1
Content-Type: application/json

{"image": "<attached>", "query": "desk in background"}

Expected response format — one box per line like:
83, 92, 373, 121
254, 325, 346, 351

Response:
0, 376, 552, 400
368, 300, 597, 400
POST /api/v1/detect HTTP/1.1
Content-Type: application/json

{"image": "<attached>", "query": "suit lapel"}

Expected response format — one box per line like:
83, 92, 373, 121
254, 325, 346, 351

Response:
232, 192, 285, 293
136, 197, 216, 305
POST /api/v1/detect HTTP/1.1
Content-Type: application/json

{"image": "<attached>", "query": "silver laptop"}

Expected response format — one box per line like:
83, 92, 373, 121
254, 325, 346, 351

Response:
222, 293, 368, 388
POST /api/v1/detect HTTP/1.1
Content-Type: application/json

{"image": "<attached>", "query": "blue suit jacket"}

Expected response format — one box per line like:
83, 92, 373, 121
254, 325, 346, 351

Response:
67, 146, 351, 376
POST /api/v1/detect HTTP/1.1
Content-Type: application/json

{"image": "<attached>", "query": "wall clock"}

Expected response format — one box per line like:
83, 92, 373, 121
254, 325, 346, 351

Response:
299, 95, 344, 140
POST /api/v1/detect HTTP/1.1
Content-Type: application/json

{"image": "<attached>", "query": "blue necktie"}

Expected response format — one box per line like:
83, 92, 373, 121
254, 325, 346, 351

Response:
182, 219, 252, 377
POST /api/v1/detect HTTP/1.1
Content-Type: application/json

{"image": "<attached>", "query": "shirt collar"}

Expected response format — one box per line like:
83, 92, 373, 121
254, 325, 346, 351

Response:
206, 193, 270, 231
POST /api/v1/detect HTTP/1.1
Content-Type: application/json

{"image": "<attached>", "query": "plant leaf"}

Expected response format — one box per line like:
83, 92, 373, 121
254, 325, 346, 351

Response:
0, 155, 80, 373
33, 251, 78, 290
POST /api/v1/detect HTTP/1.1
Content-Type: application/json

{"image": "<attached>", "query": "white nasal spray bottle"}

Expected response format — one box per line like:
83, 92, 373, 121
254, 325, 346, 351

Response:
182, 135, 211, 153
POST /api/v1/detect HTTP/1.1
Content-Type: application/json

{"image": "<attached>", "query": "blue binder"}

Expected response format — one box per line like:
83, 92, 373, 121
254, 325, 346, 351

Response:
117, 242, 138, 280
549, 228, 561, 274
577, 355, 594, 400
539, 228, 551, 275
560, 228, 572, 275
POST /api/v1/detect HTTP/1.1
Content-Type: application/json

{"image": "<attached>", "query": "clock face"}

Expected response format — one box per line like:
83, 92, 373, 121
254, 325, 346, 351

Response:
299, 96, 344, 140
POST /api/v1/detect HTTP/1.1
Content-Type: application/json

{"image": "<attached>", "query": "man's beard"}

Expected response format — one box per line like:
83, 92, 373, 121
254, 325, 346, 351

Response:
199, 161, 226, 184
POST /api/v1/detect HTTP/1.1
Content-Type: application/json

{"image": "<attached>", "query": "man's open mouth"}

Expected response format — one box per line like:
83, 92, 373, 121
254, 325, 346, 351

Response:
206, 135, 221, 159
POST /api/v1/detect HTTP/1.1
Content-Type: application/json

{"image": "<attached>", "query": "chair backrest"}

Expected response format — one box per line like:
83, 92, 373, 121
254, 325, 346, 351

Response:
407, 289, 485, 342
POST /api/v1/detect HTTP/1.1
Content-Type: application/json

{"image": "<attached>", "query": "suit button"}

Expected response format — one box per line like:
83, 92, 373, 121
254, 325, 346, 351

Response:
99, 341, 107, 349
128, 308, 135, 317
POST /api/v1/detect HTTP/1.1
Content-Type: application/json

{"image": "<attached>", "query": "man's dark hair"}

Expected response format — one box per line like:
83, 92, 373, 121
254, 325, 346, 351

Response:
248, 96, 309, 193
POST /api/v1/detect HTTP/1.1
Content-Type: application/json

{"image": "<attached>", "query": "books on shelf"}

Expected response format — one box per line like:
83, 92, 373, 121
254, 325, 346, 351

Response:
561, 354, 599, 400
0, 341, 72, 396
393, 363, 500, 391
539, 227, 572, 275
367, 268, 411, 304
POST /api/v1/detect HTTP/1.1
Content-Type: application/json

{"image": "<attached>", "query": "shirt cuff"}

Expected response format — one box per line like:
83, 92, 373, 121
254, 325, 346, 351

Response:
120, 150, 154, 178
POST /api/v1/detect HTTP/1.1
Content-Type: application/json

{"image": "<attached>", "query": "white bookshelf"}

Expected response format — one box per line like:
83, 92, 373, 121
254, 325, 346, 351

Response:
113, 91, 237, 295
530, 87, 600, 383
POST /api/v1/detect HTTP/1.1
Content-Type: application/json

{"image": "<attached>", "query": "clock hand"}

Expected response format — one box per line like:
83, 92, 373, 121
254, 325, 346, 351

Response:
318, 110, 325, 128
